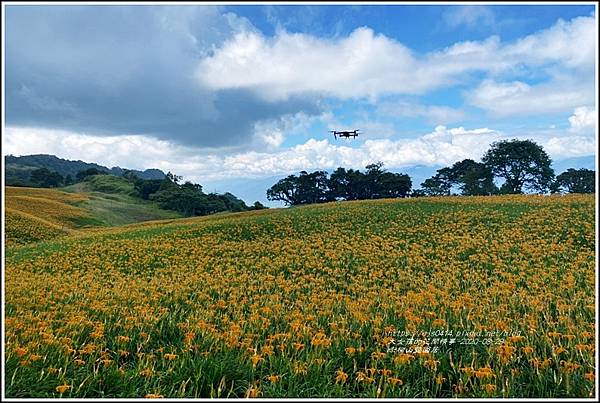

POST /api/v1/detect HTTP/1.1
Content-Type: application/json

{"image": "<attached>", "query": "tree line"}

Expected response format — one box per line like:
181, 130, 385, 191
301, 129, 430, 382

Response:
129, 172, 266, 216
24, 167, 108, 188
267, 162, 412, 205
267, 139, 595, 206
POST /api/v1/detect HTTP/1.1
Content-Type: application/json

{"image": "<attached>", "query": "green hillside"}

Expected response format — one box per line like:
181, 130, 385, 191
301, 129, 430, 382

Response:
5, 179, 182, 245
67, 175, 184, 227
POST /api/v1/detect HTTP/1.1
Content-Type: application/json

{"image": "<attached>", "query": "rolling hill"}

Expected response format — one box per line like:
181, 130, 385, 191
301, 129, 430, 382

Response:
4, 193, 595, 398
5, 178, 182, 245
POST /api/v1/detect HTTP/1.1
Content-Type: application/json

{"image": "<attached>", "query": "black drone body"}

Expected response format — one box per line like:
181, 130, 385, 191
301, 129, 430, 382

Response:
330, 129, 360, 139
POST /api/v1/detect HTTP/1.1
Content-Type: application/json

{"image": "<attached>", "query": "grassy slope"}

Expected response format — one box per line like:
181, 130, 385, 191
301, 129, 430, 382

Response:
4, 195, 595, 398
5, 176, 181, 245
62, 175, 181, 227
63, 177, 181, 227
4, 188, 90, 246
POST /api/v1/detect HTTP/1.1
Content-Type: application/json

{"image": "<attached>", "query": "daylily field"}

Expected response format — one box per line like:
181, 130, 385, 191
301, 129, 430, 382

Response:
4, 191, 596, 398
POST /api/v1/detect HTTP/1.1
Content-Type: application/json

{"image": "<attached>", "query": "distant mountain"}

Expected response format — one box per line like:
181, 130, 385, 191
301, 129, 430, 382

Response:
551, 155, 596, 173
5, 154, 166, 185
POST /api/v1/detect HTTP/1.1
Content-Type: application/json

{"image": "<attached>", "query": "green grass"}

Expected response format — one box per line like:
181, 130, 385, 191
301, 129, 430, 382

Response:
66, 175, 135, 195
75, 192, 181, 227
61, 176, 182, 227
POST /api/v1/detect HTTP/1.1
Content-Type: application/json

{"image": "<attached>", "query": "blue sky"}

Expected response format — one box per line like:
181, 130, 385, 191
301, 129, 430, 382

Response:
3, 3, 597, 205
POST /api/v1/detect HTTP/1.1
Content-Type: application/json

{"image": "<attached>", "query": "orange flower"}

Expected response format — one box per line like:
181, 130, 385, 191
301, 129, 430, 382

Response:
394, 353, 414, 365
245, 386, 261, 398
55, 383, 71, 394
266, 374, 281, 383
335, 369, 348, 384
371, 351, 387, 360
388, 377, 403, 387
15, 347, 27, 357
250, 354, 263, 368
522, 346, 534, 355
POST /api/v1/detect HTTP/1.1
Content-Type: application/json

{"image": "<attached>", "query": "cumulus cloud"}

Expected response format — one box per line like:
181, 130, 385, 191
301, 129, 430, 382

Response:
3, 125, 502, 181
466, 78, 594, 117
542, 135, 597, 159
568, 106, 596, 133
197, 27, 423, 101
197, 14, 595, 107
5, 117, 595, 185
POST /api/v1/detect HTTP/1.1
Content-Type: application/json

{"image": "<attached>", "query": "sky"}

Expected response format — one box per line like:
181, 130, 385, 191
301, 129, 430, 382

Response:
3, 3, 597, 205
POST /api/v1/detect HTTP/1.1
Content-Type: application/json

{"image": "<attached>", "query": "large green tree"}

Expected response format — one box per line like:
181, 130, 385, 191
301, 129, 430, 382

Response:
552, 168, 595, 194
448, 159, 498, 196
420, 167, 453, 196
266, 175, 301, 206
482, 139, 554, 194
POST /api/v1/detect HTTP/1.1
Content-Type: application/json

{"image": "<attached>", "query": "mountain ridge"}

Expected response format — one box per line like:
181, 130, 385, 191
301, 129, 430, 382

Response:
5, 154, 166, 185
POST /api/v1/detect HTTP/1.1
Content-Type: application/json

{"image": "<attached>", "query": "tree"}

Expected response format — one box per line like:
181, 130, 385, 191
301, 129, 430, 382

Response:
219, 192, 248, 212
482, 139, 554, 194
249, 201, 268, 210
365, 162, 385, 198
166, 171, 182, 185
122, 169, 139, 182
448, 159, 497, 196
421, 177, 448, 196
410, 189, 427, 198
327, 167, 351, 200
552, 168, 595, 194
379, 171, 412, 198
267, 175, 301, 206
30, 168, 64, 188
420, 167, 453, 196
297, 170, 329, 204
346, 169, 369, 200
134, 178, 163, 200
76, 168, 107, 182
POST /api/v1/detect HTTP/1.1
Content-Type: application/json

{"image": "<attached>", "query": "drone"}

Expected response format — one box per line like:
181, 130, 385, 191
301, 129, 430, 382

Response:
330, 129, 360, 139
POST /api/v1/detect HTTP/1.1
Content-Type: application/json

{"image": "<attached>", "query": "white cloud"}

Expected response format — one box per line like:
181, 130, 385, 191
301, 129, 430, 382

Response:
251, 111, 326, 149
443, 6, 495, 29
542, 135, 596, 159
5, 120, 595, 186
196, 14, 596, 109
2, 125, 499, 182
504, 15, 596, 70
466, 78, 594, 117
568, 106, 596, 133
197, 27, 422, 101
